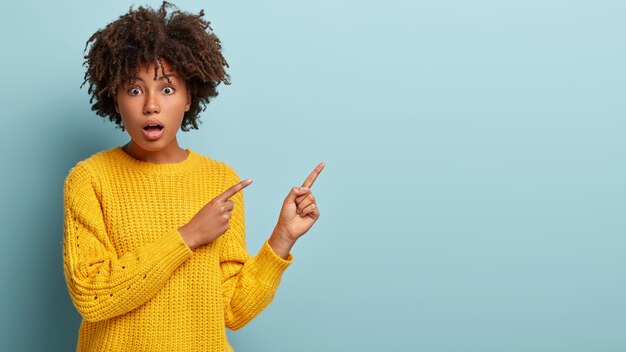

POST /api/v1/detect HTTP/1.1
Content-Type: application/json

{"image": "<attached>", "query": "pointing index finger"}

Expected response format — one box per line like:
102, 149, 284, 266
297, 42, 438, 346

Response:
218, 178, 253, 201
301, 162, 325, 188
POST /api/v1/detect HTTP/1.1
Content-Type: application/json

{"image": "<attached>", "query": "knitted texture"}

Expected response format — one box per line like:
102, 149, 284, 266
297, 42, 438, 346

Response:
63, 146, 293, 351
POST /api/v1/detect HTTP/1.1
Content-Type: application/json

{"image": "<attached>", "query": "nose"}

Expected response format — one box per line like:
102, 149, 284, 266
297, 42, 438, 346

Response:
144, 92, 160, 115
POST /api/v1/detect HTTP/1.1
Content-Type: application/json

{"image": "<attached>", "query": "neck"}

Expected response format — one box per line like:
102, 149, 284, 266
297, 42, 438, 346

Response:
122, 141, 189, 164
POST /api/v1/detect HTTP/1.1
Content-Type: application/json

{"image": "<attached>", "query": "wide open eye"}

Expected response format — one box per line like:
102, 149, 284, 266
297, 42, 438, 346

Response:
163, 86, 175, 95
128, 87, 142, 96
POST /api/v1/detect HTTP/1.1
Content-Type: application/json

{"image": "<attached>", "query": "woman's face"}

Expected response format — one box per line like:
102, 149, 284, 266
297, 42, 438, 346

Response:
114, 58, 191, 154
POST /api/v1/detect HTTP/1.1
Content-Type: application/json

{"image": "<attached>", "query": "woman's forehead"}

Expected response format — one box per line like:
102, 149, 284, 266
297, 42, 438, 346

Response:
127, 58, 183, 82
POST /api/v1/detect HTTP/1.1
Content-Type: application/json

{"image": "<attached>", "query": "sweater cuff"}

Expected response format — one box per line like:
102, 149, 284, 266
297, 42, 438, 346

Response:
152, 229, 194, 266
253, 240, 293, 285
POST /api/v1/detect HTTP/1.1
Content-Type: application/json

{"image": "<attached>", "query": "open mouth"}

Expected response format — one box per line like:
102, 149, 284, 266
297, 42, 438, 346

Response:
142, 122, 165, 141
143, 124, 164, 131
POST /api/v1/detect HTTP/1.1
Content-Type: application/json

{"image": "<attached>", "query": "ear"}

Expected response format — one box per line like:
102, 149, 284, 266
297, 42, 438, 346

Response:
185, 91, 191, 112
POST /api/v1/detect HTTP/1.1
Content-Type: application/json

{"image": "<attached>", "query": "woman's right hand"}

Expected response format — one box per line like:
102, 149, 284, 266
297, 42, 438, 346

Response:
178, 179, 252, 250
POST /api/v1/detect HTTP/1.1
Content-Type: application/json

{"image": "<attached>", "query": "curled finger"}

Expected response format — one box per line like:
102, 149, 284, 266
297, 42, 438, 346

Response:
295, 192, 315, 205
297, 194, 316, 215
300, 203, 319, 220
284, 186, 310, 206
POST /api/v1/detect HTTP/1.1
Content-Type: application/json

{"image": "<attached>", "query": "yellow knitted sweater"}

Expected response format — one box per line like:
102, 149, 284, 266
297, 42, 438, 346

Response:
63, 146, 293, 352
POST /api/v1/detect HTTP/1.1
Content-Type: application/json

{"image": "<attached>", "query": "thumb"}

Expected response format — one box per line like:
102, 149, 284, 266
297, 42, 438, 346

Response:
284, 186, 310, 206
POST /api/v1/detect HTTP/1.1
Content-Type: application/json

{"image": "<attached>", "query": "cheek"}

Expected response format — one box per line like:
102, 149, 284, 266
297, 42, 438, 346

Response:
116, 98, 139, 116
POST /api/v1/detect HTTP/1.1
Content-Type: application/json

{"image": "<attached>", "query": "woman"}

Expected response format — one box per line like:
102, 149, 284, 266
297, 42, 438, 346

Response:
63, 2, 324, 350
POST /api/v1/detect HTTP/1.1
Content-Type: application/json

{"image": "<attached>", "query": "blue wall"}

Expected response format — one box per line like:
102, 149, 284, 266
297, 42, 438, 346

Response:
1, 0, 625, 350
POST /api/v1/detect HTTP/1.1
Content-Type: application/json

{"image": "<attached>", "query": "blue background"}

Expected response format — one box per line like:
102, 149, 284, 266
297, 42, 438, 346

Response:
1, 0, 625, 351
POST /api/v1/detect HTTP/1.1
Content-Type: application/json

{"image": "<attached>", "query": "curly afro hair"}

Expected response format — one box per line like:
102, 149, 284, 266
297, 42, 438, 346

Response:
81, 1, 230, 131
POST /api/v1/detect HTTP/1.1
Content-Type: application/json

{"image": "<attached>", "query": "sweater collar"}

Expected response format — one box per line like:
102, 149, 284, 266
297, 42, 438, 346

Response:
112, 146, 202, 175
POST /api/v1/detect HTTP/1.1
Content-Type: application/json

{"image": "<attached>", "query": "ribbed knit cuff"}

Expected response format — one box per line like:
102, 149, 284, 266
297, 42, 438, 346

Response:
252, 240, 293, 285
151, 229, 194, 266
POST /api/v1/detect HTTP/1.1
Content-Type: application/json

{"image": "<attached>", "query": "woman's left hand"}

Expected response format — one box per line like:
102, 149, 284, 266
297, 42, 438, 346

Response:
273, 163, 325, 245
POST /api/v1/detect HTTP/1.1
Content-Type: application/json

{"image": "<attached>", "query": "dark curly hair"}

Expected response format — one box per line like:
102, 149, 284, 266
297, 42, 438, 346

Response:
81, 1, 230, 131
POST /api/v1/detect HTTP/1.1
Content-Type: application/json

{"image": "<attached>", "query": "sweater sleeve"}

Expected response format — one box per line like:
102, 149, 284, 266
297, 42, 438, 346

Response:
62, 163, 193, 322
220, 166, 293, 330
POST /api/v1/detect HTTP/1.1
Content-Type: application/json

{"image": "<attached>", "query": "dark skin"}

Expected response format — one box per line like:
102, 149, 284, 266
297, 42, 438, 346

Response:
178, 162, 325, 259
